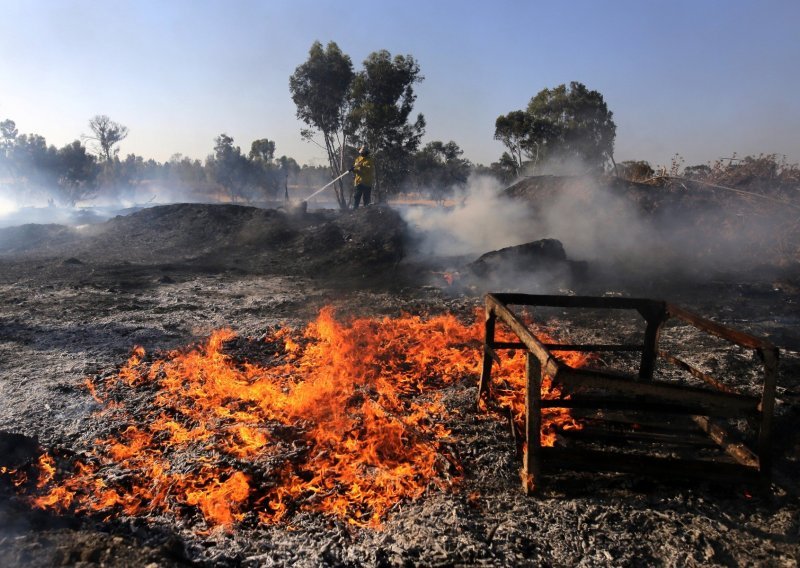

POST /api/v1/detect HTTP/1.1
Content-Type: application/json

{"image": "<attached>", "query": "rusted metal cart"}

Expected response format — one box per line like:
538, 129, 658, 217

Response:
477, 293, 779, 493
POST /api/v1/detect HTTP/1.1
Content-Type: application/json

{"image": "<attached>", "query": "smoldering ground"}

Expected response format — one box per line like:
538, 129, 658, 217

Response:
399, 173, 796, 292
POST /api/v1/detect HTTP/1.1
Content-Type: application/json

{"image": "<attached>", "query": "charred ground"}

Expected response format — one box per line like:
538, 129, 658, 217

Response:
0, 186, 799, 566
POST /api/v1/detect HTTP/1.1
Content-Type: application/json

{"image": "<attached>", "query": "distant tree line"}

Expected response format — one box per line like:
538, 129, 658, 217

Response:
3, 48, 794, 210
0, 111, 475, 207
0, 116, 354, 206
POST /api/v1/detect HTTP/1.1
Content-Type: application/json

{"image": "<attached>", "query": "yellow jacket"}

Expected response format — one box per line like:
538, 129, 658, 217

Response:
352, 155, 375, 187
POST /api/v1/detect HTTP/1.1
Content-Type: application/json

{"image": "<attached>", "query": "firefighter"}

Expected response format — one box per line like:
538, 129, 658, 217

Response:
348, 145, 375, 209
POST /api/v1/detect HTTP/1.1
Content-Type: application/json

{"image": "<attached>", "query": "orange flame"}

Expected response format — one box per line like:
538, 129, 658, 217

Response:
23, 308, 587, 530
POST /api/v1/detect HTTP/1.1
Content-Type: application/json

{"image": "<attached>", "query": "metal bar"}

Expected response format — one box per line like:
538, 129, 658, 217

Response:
522, 353, 542, 495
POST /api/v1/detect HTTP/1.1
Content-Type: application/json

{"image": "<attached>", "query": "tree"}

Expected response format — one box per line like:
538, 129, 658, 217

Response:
207, 134, 255, 202
249, 138, 276, 163
490, 153, 521, 184
493, 111, 529, 176
495, 82, 616, 174
56, 140, 97, 205
524, 82, 616, 171
411, 141, 470, 202
0, 119, 18, 177
348, 50, 425, 197
7, 133, 60, 200
249, 138, 280, 199
86, 115, 129, 161
0, 119, 17, 150
618, 160, 654, 181
290, 41, 354, 209
276, 155, 300, 200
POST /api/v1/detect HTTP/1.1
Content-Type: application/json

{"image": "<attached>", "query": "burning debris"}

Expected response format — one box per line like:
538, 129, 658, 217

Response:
5, 308, 586, 532
478, 293, 779, 494
0, 199, 798, 565
0, 203, 408, 280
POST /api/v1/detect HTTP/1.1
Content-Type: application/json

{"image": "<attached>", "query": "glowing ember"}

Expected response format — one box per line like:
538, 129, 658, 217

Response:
10, 307, 587, 530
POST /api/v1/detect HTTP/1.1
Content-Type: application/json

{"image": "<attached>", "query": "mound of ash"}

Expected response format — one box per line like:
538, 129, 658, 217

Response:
0, 203, 408, 279
0, 224, 80, 254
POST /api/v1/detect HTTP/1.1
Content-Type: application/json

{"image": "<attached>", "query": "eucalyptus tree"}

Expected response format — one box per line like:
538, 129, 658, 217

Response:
495, 82, 616, 174
289, 41, 354, 209
412, 140, 470, 202
493, 111, 529, 177
56, 140, 98, 205
207, 134, 253, 202
348, 50, 425, 197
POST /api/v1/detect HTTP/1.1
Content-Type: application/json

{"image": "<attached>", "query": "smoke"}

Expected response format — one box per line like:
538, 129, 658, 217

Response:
400, 172, 790, 288
537, 179, 652, 265
400, 175, 542, 257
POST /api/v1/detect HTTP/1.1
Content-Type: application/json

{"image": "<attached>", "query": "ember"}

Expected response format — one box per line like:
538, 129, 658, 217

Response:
14, 308, 585, 530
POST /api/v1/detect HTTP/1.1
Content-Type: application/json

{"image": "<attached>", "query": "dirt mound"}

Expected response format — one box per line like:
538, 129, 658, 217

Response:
79, 203, 299, 262
0, 224, 80, 254
0, 203, 408, 280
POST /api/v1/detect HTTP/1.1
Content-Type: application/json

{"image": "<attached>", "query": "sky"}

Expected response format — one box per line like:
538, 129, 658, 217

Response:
1, 0, 798, 170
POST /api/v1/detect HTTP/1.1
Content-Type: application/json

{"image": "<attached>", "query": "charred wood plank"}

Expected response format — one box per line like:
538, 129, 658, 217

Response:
554, 368, 760, 418
540, 396, 757, 419
659, 351, 739, 394
692, 416, 759, 468
559, 426, 719, 448
485, 294, 562, 378
757, 346, 779, 477
539, 447, 761, 482
638, 302, 667, 381
477, 305, 496, 407
492, 341, 644, 352
665, 303, 776, 350
491, 293, 661, 312
522, 353, 542, 495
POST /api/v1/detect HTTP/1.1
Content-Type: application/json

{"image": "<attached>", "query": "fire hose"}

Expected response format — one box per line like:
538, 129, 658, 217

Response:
303, 170, 351, 202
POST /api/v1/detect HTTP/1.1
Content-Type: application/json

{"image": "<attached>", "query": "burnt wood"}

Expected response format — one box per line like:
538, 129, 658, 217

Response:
480, 292, 779, 489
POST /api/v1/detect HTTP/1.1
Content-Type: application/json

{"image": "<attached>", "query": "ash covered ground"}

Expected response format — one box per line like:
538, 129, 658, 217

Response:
0, 186, 799, 566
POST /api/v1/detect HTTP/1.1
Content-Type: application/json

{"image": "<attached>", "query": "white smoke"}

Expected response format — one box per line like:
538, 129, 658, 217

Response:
400, 175, 542, 257
400, 173, 787, 282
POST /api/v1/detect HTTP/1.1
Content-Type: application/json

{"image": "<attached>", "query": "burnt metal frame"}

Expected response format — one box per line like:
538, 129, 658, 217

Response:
476, 293, 779, 494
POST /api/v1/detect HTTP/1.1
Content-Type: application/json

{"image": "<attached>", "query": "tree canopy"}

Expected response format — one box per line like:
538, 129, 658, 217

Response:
289, 42, 426, 206
495, 82, 616, 175
86, 115, 129, 162
348, 50, 426, 197
289, 41, 354, 208
411, 141, 470, 202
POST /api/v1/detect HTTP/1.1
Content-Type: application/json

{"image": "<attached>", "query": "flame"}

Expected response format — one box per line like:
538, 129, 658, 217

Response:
21, 307, 587, 530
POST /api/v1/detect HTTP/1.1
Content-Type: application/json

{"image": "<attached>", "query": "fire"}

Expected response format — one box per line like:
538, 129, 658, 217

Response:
14, 307, 587, 530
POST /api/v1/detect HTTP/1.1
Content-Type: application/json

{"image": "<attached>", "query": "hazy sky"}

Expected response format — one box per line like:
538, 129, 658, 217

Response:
1, 0, 798, 169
